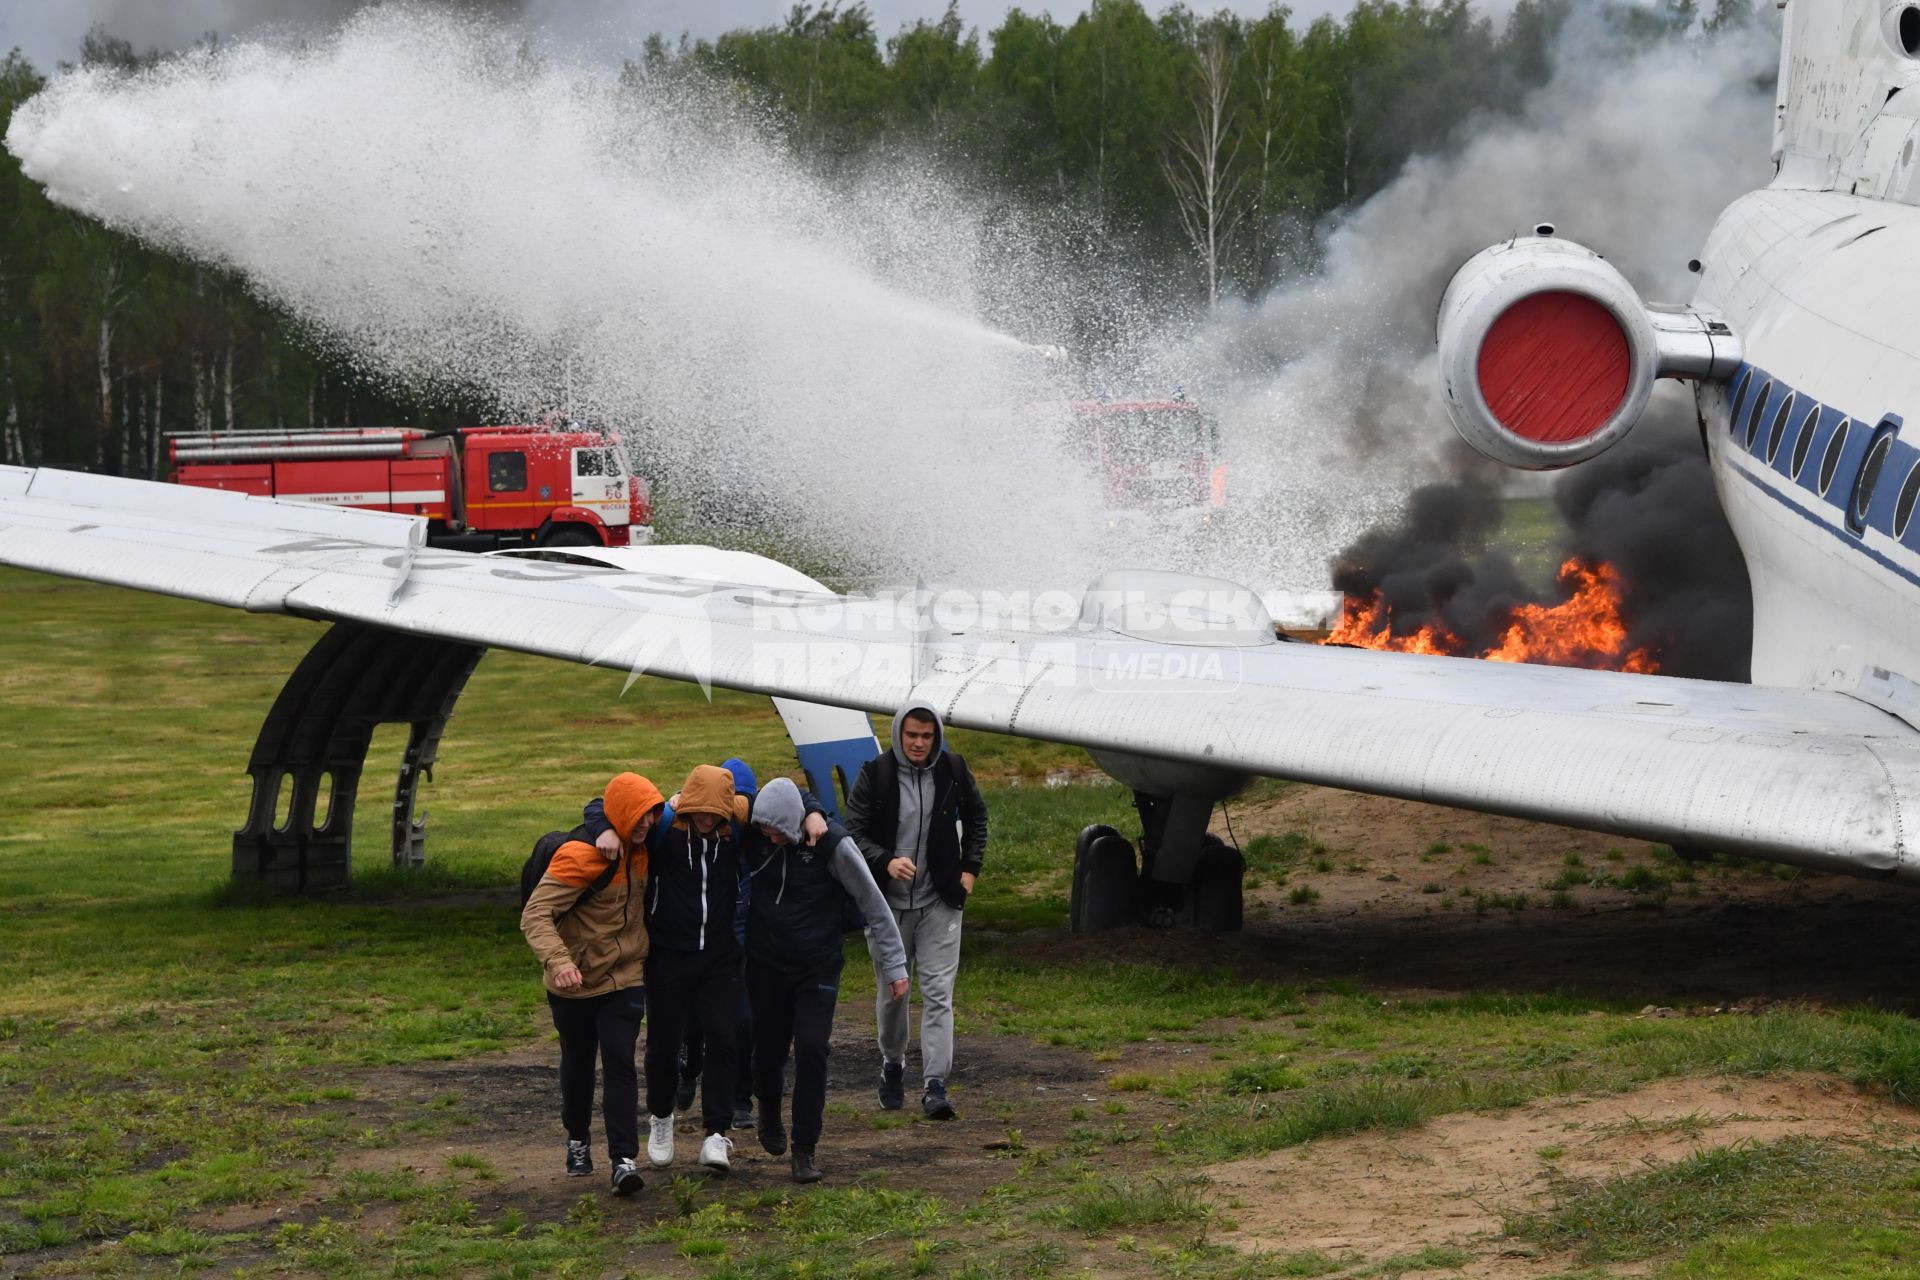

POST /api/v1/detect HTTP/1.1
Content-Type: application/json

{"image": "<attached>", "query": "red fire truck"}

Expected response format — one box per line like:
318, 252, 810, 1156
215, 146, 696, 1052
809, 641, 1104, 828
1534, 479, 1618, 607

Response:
168, 424, 652, 550
1062, 399, 1229, 519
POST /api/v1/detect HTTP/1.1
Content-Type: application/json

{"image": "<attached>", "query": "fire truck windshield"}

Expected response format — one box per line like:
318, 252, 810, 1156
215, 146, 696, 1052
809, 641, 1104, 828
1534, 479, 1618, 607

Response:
1096, 411, 1207, 466
574, 447, 619, 477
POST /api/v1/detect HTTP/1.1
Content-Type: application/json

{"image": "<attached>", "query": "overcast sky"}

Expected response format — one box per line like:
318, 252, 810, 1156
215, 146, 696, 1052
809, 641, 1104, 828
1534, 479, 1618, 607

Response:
2, 0, 1380, 74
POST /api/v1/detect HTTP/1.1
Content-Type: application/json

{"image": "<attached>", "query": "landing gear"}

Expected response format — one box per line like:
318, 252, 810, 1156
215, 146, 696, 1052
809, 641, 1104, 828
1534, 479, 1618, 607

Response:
1070, 791, 1245, 933
1190, 839, 1246, 933
1070, 824, 1136, 932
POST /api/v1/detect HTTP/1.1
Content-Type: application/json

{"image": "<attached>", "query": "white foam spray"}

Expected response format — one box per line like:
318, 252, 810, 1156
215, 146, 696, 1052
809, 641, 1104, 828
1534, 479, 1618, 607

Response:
6, 6, 1103, 586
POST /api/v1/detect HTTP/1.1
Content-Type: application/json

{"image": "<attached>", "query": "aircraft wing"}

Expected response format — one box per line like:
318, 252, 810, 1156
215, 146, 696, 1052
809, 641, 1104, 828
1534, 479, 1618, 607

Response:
4, 465, 1918, 882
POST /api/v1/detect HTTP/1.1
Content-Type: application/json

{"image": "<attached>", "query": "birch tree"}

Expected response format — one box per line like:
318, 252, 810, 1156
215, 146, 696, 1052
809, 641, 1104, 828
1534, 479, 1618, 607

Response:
1161, 19, 1250, 309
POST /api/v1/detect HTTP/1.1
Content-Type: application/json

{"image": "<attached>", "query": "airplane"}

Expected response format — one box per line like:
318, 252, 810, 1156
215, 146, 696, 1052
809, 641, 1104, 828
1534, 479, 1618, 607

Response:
4, 0, 1920, 929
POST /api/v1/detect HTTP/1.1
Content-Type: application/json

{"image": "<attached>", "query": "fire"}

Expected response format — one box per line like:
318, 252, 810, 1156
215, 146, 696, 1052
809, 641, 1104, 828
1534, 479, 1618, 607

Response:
1326, 557, 1658, 673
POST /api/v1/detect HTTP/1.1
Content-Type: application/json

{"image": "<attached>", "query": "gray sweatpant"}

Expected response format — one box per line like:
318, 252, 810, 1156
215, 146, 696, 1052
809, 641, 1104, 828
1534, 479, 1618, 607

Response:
871, 900, 963, 1083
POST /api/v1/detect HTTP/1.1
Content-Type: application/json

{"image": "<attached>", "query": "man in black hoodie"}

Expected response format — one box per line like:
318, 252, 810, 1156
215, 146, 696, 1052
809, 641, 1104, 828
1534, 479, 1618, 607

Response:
845, 701, 988, 1120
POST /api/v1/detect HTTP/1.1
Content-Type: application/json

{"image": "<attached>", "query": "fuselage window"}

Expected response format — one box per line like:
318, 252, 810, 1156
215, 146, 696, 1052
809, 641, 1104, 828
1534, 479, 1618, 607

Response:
1745, 380, 1772, 447
1728, 368, 1753, 427
1819, 419, 1852, 495
1790, 405, 1821, 479
1894, 460, 1920, 539
1850, 421, 1898, 531
1765, 393, 1796, 463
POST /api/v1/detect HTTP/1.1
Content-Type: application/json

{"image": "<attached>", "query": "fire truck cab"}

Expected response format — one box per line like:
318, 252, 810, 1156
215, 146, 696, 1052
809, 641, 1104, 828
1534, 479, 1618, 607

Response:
1062, 399, 1229, 523
169, 424, 653, 551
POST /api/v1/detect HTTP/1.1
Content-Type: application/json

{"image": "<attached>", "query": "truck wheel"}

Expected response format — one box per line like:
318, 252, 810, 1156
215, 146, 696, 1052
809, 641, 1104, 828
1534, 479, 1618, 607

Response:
539, 525, 598, 548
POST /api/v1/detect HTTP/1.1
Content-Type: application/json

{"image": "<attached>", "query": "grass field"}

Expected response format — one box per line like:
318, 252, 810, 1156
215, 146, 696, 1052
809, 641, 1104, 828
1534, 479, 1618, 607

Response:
6, 565, 1920, 1277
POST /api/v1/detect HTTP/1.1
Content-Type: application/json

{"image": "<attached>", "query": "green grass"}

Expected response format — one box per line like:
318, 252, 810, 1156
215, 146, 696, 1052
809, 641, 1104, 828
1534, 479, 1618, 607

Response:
1058, 1175, 1211, 1232
9, 568, 1920, 1276
1506, 1137, 1920, 1265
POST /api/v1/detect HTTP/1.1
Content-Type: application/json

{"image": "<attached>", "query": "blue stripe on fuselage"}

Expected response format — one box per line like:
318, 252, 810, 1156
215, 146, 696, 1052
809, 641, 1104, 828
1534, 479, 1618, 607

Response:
1720, 360, 1920, 578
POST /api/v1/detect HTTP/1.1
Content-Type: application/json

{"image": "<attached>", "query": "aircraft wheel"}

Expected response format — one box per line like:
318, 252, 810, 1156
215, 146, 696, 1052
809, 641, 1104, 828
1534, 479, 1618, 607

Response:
1071, 824, 1123, 931
1190, 837, 1245, 933
1073, 831, 1137, 933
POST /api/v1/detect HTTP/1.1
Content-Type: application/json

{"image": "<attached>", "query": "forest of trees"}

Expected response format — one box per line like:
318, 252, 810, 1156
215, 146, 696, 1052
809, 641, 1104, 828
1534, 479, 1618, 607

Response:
0, 0, 1759, 476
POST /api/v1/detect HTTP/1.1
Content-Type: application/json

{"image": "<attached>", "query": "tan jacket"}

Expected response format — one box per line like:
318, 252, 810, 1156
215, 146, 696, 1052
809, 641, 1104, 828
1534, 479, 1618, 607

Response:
520, 772, 662, 998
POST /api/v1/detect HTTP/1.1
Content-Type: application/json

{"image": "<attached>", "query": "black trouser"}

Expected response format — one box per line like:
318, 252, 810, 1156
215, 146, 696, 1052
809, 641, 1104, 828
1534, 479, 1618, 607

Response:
681, 970, 755, 1110
644, 947, 742, 1135
748, 956, 842, 1151
546, 986, 645, 1161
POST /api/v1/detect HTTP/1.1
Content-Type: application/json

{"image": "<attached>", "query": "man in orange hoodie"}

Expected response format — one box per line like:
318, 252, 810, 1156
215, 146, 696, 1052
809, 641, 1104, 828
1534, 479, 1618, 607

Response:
522, 771, 664, 1197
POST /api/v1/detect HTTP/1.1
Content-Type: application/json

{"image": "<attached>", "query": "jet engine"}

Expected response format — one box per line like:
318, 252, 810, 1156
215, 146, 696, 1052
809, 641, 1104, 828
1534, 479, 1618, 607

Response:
1436, 231, 1741, 469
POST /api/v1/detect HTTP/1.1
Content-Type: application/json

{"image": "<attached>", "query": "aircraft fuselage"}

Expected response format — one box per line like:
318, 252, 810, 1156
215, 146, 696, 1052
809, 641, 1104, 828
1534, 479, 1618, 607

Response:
1693, 187, 1920, 712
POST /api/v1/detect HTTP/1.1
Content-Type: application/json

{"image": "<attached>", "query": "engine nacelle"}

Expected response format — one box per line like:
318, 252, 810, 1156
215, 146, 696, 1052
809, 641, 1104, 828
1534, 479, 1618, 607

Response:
1436, 234, 1741, 470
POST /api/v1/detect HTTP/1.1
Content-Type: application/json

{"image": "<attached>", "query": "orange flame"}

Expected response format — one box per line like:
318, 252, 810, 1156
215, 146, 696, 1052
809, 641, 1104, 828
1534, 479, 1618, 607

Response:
1326, 557, 1657, 673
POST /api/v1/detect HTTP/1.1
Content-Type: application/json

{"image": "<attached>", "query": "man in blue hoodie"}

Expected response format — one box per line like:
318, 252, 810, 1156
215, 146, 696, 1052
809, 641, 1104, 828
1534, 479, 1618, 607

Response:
845, 701, 989, 1121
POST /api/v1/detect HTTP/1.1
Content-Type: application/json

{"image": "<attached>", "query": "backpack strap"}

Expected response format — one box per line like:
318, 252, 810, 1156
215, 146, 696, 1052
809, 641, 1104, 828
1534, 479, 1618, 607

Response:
560, 848, 622, 919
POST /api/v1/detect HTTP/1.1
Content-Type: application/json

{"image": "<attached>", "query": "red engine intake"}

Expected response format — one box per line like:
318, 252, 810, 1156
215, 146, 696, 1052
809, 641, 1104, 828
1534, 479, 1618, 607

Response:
1437, 233, 1739, 469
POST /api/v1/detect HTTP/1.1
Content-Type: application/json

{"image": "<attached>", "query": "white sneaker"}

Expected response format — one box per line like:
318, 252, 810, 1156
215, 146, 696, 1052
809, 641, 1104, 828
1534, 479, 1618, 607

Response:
647, 1114, 675, 1168
698, 1132, 733, 1173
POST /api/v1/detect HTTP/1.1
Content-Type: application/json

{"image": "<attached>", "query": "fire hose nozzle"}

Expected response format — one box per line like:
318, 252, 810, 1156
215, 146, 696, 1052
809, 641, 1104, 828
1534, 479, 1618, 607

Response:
1027, 343, 1069, 362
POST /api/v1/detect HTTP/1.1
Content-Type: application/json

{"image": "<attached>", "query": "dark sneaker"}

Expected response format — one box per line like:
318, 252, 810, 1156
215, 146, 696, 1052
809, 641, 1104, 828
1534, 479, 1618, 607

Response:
610, 1157, 644, 1197
566, 1139, 592, 1177
878, 1060, 905, 1111
674, 1073, 698, 1114
732, 1104, 756, 1131
790, 1146, 823, 1184
921, 1078, 956, 1121
758, 1108, 788, 1156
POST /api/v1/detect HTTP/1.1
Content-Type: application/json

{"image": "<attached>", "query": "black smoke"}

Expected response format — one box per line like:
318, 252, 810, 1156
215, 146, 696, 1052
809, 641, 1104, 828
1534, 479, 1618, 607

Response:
1331, 410, 1754, 681
1554, 420, 1753, 681
1331, 477, 1536, 652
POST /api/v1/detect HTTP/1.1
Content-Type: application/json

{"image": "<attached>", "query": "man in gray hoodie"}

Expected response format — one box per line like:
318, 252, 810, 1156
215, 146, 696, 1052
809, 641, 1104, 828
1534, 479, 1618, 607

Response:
845, 701, 989, 1120
744, 777, 908, 1180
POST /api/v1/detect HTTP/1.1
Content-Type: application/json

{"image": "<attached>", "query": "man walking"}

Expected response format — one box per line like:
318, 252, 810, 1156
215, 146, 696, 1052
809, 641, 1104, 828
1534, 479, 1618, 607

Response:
846, 701, 988, 1121
521, 770, 664, 1197
742, 777, 908, 1181
638, 764, 749, 1173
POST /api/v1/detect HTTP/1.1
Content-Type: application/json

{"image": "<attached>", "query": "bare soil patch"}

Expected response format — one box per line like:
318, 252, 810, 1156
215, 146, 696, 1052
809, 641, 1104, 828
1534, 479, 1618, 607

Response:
1208, 1073, 1916, 1277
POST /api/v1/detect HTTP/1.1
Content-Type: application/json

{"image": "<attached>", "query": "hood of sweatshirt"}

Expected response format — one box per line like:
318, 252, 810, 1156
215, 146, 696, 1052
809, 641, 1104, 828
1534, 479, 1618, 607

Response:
890, 700, 945, 772
675, 764, 738, 831
603, 772, 666, 847
750, 776, 806, 843
722, 757, 759, 801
